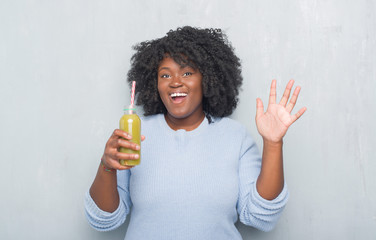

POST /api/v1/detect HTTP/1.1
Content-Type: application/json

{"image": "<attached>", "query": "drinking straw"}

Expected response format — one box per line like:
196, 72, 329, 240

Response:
130, 81, 136, 108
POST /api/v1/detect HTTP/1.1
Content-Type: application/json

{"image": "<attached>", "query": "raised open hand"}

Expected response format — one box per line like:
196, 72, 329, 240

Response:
256, 79, 306, 143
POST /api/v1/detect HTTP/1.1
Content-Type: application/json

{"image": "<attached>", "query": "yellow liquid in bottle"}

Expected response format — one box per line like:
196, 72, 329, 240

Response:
119, 112, 141, 166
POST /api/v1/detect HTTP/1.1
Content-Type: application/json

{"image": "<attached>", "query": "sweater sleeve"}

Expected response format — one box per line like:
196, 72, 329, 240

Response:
84, 169, 132, 232
237, 130, 289, 232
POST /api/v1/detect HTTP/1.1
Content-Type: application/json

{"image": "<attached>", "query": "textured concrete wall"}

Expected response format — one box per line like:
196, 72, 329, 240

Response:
1, 1, 375, 239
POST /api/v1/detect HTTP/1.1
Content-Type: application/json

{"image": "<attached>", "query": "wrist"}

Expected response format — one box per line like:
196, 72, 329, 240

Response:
100, 157, 115, 173
263, 138, 283, 148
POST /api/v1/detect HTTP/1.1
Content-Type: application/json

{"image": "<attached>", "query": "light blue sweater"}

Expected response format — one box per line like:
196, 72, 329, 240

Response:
85, 114, 288, 239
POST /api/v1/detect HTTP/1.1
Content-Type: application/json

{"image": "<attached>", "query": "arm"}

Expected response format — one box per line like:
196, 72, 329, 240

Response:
256, 140, 284, 200
237, 131, 289, 232
237, 80, 305, 231
84, 129, 143, 231
88, 160, 120, 212
89, 129, 140, 212
85, 169, 132, 232
255, 79, 306, 200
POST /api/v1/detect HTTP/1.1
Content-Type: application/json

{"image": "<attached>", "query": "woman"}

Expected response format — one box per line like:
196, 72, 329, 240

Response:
85, 26, 306, 239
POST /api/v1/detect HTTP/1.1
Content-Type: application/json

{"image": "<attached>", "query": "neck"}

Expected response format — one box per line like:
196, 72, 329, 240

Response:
165, 111, 205, 131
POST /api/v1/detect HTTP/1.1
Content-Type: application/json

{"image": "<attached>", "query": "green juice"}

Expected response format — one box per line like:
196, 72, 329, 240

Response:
119, 108, 141, 166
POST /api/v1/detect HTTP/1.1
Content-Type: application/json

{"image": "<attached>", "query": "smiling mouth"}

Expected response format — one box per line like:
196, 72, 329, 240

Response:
170, 92, 187, 103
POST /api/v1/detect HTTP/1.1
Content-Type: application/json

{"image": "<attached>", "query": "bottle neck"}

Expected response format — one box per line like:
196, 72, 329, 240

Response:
124, 109, 136, 115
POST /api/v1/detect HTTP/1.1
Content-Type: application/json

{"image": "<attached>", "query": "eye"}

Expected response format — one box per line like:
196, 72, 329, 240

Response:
160, 74, 170, 78
183, 72, 193, 77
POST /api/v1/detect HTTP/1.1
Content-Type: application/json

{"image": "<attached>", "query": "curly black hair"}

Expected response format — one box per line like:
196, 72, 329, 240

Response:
127, 26, 242, 122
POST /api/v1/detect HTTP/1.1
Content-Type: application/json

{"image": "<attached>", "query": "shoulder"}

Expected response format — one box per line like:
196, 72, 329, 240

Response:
140, 114, 163, 133
140, 114, 160, 124
208, 117, 250, 141
210, 117, 247, 133
208, 117, 259, 157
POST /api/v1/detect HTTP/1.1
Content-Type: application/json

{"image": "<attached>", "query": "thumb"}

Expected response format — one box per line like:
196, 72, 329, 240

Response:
256, 98, 264, 119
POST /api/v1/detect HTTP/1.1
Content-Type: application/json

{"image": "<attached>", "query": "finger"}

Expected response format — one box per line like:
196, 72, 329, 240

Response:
268, 79, 277, 105
117, 138, 140, 151
279, 79, 294, 106
112, 129, 132, 140
102, 156, 133, 170
108, 159, 134, 170
141, 135, 146, 142
256, 98, 264, 119
291, 107, 307, 123
286, 86, 301, 113
115, 152, 140, 161
109, 138, 140, 151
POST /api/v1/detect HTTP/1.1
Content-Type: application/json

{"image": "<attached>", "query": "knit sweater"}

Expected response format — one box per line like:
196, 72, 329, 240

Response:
85, 114, 289, 240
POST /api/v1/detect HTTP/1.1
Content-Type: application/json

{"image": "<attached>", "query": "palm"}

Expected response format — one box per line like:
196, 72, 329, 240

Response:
256, 80, 306, 143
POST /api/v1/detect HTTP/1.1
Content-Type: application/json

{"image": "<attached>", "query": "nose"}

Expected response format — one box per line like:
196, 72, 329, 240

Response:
169, 75, 183, 88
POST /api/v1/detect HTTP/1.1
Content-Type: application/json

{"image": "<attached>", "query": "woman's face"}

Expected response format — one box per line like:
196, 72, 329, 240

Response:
157, 56, 204, 123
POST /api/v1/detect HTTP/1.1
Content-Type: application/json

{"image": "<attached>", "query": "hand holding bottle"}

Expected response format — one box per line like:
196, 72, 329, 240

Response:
101, 129, 145, 171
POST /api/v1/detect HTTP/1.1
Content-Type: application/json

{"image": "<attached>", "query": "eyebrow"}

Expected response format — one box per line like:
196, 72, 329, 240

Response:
158, 67, 170, 72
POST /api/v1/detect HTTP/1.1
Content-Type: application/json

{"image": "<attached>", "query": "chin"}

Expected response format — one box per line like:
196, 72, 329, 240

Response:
167, 111, 191, 119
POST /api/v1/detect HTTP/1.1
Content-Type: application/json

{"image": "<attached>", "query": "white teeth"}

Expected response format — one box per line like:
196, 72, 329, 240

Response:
170, 92, 187, 97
